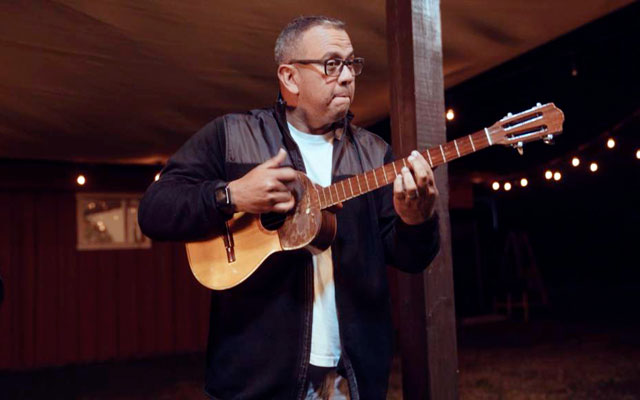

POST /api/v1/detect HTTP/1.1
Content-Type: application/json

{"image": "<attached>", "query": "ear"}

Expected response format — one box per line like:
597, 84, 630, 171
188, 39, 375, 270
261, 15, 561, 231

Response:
277, 64, 300, 95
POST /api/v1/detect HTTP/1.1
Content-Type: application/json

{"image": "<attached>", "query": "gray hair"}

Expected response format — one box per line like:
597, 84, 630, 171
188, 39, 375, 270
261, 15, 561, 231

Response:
274, 16, 346, 65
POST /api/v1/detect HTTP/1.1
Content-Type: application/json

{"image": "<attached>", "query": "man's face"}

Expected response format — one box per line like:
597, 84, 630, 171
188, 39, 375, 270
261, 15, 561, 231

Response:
293, 26, 356, 126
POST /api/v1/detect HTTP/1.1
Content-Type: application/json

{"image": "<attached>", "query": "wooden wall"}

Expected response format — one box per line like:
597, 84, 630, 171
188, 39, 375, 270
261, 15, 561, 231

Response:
0, 191, 211, 370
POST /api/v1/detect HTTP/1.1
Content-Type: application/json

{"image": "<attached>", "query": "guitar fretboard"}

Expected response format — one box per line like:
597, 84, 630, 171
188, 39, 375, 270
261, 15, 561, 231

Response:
316, 127, 495, 209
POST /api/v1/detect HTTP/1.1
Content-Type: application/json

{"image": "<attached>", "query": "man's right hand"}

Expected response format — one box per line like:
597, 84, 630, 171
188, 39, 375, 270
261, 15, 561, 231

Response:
227, 149, 297, 214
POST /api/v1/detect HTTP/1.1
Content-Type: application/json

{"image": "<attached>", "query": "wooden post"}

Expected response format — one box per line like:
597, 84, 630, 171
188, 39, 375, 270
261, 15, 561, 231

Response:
386, 0, 459, 398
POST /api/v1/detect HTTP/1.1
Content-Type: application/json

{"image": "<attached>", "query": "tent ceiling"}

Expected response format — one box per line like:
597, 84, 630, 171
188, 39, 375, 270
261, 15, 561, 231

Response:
0, 0, 631, 164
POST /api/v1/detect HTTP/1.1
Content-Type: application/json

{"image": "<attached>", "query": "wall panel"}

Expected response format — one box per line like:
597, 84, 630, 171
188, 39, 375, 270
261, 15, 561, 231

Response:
0, 194, 13, 368
56, 193, 79, 364
96, 251, 118, 360
15, 194, 37, 368
153, 242, 176, 354
136, 249, 157, 356
34, 193, 60, 366
116, 250, 138, 359
76, 250, 98, 363
0, 190, 210, 370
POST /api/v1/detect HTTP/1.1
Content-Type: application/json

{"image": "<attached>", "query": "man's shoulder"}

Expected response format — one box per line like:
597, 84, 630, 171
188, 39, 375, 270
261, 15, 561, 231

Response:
196, 107, 276, 136
219, 107, 276, 125
349, 124, 391, 153
194, 107, 277, 137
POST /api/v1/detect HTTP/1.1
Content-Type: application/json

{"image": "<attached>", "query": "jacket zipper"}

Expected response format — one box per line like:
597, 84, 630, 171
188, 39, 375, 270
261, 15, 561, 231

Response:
294, 258, 314, 400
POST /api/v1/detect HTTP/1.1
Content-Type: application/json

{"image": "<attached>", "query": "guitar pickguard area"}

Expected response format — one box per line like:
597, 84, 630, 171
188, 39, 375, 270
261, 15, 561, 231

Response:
278, 172, 322, 250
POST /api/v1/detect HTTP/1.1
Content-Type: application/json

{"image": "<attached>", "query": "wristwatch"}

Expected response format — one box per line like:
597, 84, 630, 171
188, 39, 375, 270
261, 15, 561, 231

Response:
214, 184, 235, 215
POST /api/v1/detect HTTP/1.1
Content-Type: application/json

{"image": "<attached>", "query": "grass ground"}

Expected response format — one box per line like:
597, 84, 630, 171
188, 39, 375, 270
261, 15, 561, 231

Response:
388, 319, 640, 399
455, 321, 640, 399
1, 319, 638, 399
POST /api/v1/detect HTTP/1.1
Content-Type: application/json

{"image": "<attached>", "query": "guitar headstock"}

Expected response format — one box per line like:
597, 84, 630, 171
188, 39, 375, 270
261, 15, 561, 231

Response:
489, 103, 565, 151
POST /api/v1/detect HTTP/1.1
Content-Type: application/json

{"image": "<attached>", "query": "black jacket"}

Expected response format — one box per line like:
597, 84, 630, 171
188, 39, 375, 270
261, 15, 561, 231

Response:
138, 100, 440, 399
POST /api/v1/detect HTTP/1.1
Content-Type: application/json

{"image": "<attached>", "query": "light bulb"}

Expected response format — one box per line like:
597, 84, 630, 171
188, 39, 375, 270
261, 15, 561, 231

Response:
446, 109, 455, 121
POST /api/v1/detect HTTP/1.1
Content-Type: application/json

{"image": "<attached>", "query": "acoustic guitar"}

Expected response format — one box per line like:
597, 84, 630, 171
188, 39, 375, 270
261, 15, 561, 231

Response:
186, 103, 564, 290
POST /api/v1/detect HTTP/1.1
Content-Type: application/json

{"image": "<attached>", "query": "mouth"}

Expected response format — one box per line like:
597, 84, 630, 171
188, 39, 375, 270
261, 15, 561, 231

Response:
332, 94, 351, 102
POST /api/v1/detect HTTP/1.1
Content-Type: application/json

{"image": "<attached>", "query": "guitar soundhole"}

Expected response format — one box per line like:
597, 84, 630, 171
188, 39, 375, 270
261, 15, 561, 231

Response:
260, 212, 287, 231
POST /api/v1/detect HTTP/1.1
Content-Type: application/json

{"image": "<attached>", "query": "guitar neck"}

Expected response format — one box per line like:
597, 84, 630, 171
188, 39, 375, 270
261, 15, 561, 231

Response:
317, 127, 495, 209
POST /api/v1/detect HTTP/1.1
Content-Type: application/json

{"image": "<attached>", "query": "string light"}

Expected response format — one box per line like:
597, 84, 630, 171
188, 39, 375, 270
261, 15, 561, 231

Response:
636, 149, 640, 160
76, 174, 86, 186
571, 64, 578, 77
155, 173, 161, 181
446, 109, 455, 121
487, 121, 634, 190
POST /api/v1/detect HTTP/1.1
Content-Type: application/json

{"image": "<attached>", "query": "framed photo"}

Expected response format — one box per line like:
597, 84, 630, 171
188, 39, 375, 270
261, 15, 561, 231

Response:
76, 193, 151, 250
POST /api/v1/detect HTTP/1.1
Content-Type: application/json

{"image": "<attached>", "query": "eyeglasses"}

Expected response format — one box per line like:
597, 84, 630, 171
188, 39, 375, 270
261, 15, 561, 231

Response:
288, 57, 365, 77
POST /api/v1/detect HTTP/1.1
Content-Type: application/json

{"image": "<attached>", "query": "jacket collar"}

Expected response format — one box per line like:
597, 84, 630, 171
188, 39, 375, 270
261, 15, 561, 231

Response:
275, 93, 354, 141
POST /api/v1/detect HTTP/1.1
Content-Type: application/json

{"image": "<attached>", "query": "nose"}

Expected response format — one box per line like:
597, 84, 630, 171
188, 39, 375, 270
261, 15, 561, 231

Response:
337, 63, 355, 85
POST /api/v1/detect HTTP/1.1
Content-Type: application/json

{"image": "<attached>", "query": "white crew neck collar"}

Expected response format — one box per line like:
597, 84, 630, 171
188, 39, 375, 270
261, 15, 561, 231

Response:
287, 122, 334, 144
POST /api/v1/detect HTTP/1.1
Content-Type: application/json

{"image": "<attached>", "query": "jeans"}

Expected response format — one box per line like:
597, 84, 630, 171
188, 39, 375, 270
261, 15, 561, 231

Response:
305, 365, 351, 399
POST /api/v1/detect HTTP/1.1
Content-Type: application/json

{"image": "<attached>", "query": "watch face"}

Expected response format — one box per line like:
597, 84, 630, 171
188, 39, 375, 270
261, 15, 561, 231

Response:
215, 187, 228, 205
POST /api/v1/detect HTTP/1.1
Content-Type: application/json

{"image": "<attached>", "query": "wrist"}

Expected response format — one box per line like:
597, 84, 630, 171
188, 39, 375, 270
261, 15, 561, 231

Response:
398, 207, 437, 226
397, 211, 439, 232
226, 180, 243, 213
214, 183, 236, 215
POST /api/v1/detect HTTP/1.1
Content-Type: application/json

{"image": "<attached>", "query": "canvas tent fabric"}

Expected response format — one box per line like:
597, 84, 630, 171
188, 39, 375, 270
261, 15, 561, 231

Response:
0, 0, 632, 164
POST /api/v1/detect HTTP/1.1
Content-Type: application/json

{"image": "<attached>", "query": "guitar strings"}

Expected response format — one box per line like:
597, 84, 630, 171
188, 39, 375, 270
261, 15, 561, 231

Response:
256, 134, 484, 230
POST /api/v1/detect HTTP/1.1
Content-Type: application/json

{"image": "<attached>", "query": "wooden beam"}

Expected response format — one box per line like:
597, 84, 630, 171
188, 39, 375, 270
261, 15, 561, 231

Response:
386, 0, 459, 398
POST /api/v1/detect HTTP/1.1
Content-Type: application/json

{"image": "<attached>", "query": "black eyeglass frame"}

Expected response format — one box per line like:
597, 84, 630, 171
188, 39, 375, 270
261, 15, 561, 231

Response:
288, 57, 365, 76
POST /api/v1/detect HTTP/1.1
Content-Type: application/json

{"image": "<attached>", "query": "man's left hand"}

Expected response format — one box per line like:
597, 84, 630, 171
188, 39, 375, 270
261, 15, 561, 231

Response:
393, 150, 438, 225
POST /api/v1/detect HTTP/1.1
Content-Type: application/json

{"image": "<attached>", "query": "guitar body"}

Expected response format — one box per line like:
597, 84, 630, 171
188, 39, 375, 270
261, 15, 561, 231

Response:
185, 172, 336, 290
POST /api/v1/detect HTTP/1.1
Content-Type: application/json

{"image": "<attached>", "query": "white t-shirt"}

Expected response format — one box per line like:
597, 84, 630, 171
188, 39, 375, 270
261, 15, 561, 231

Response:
287, 122, 341, 367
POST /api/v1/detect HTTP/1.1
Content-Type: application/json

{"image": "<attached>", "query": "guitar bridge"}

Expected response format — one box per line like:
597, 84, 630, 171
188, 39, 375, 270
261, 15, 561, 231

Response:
222, 220, 236, 263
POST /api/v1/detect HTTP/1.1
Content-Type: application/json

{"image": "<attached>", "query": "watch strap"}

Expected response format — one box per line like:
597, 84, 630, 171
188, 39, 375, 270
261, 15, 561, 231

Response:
214, 184, 235, 214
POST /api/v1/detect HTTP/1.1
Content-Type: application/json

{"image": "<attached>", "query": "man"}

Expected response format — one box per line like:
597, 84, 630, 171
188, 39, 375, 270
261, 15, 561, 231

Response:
139, 16, 440, 400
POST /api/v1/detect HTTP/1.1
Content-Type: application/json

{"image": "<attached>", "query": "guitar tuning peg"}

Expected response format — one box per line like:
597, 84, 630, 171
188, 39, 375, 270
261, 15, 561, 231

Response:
543, 134, 554, 145
536, 102, 542, 107
507, 112, 513, 117
513, 141, 524, 155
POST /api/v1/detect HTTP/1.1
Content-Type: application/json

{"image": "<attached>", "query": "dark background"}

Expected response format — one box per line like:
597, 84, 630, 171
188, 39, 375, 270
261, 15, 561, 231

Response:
369, 3, 640, 322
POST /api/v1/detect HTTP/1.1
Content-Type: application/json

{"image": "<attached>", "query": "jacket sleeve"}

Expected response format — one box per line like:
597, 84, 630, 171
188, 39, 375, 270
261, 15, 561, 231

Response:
138, 118, 230, 241
376, 144, 440, 273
